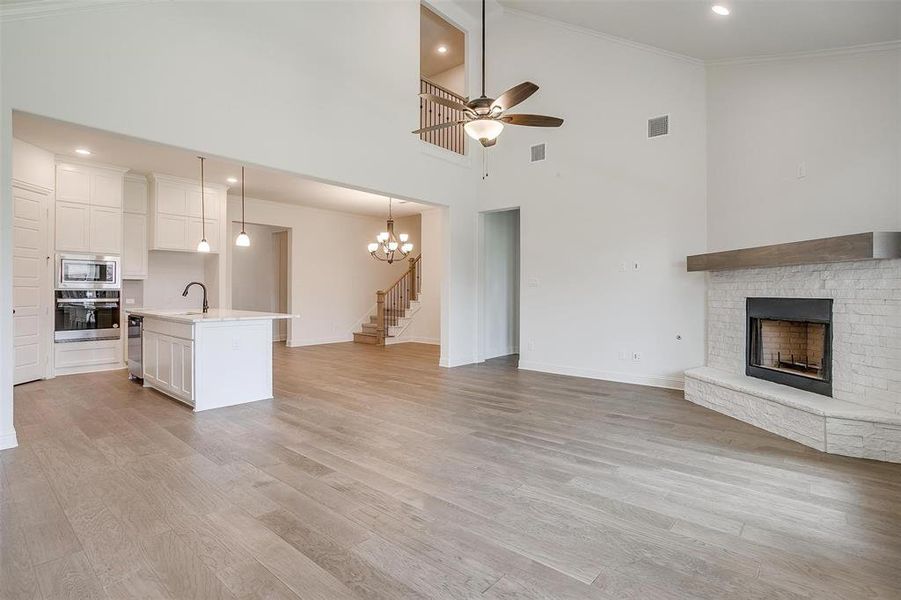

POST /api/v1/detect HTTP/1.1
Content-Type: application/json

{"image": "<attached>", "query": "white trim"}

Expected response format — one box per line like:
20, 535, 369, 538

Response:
0, 429, 18, 451
502, 7, 703, 66
386, 336, 440, 346
288, 335, 354, 348
439, 355, 479, 368
706, 40, 901, 67
0, 0, 149, 22
11, 179, 53, 195
418, 140, 472, 168
518, 360, 685, 391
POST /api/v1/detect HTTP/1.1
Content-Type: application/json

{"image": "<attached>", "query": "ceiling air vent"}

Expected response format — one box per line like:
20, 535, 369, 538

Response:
648, 115, 669, 138
530, 143, 546, 163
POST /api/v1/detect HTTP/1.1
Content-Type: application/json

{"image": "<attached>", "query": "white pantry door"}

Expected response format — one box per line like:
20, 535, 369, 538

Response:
12, 185, 50, 385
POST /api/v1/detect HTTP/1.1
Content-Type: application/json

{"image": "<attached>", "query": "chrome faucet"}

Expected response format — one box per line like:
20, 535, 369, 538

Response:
182, 281, 209, 313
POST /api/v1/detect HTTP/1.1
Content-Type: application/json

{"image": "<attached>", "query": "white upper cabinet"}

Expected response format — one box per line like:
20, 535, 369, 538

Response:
55, 201, 91, 252
123, 175, 148, 214
56, 165, 91, 204
148, 173, 227, 253
55, 162, 127, 255
122, 174, 149, 279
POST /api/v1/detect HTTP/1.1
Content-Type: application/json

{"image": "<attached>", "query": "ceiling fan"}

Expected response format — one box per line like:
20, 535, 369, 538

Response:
412, 0, 563, 148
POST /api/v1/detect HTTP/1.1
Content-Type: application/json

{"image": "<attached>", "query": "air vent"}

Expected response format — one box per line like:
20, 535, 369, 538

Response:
648, 115, 669, 138
530, 143, 546, 163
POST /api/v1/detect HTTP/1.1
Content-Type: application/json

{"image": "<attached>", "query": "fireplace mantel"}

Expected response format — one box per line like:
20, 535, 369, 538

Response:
686, 232, 901, 272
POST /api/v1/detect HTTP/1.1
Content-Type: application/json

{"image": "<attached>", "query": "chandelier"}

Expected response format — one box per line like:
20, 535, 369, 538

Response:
367, 198, 413, 264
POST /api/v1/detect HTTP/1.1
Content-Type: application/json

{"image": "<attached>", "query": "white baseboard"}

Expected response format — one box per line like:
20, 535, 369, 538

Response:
439, 355, 479, 368
387, 336, 440, 346
517, 360, 685, 390
288, 335, 354, 348
0, 429, 18, 451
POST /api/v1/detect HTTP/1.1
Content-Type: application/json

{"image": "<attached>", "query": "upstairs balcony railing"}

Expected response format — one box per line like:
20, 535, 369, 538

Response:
419, 78, 466, 155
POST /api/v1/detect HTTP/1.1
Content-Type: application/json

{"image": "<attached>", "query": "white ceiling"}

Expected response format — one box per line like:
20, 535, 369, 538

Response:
421, 4, 466, 78
12, 112, 427, 218
477, 0, 901, 61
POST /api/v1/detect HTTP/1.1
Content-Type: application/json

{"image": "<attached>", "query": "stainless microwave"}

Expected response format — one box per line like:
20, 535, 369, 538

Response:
56, 253, 121, 290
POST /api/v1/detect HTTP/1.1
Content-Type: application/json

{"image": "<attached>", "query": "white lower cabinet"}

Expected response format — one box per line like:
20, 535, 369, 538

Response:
143, 329, 194, 406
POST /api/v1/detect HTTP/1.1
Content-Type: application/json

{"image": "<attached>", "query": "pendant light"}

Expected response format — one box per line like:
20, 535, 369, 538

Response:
235, 166, 250, 247
196, 156, 211, 253
367, 198, 413, 264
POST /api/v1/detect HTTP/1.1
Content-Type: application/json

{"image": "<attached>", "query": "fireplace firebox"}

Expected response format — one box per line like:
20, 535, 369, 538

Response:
746, 298, 833, 396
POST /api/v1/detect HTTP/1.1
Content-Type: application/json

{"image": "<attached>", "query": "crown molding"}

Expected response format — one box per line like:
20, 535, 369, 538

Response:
501, 7, 704, 67
0, 0, 151, 23
705, 39, 901, 67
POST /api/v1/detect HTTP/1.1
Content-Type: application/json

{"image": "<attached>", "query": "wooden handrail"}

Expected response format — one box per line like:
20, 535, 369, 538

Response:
420, 77, 466, 102
377, 255, 422, 344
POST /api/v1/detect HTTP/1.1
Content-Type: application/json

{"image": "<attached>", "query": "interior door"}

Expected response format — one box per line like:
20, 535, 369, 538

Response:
13, 185, 50, 384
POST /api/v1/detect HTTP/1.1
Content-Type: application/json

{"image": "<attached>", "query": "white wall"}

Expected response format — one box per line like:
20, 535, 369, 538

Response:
481, 209, 520, 359
0, 1, 487, 443
230, 222, 287, 341
12, 138, 54, 189
141, 252, 210, 310
706, 48, 901, 250
428, 63, 466, 96
225, 196, 424, 346
482, 11, 708, 388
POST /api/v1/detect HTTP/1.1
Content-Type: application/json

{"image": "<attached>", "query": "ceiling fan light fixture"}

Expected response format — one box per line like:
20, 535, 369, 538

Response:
464, 118, 504, 143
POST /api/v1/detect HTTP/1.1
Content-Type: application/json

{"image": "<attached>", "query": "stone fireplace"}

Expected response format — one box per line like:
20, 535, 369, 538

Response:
682, 233, 901, 463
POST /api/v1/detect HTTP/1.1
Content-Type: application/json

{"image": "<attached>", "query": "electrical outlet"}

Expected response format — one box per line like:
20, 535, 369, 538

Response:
232, 338, 240, 350
527, 278, 540, 288
797, 161, 807, 179
632, 351, 642, 362
632, 262, 641, 271
528, 340, 535, 351
618, 350, 628, 360
125, 298, 135, 305
620, 262, 628, 272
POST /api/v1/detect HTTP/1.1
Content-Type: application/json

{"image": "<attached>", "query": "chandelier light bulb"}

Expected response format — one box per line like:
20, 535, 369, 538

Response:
464, 118, 504, 142
378, 232, 389, 242
196, 239, 211, 253
399, 233, 409, 243
388, 241, 399, 251
402, 243, 413, 253
367, 242, 379, 253
235, 231, 250, 247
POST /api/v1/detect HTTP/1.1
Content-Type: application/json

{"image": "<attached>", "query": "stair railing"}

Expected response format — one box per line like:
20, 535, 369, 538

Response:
376, 255, 421, 345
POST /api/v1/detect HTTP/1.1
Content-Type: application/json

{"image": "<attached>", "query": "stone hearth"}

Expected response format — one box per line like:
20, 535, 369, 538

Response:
685, 257, 901, 462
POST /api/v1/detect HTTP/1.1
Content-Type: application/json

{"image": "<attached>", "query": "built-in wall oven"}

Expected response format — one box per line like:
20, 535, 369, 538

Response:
54, 254, 122, 343
57, 253, 120, 290
55, 290, 121, 342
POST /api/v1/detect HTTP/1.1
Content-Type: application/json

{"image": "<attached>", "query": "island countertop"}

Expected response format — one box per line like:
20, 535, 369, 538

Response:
128, 308, 296, 324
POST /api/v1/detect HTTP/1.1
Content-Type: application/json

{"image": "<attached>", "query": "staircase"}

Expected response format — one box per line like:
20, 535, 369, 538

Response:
353, 255, 421, 345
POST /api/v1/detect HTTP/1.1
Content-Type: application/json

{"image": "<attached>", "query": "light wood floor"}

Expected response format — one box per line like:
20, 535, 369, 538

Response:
3, 342, 901, 599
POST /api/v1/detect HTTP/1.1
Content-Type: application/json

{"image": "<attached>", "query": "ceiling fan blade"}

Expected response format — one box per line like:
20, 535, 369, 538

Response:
412, 121, 463, 135
491, 82, 539, 112
500, 114, 564, 127
419, 93, 471, 114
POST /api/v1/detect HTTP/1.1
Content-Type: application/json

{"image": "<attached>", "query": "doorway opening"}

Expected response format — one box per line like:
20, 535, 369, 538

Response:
480, 208, 520, 363
230, 223, 290, 344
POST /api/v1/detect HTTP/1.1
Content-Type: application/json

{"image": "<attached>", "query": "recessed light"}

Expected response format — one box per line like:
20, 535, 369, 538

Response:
75, 148, 91, 156
437, 45, 448, 54
712, 5, 730, 16
226, 177, 238, 184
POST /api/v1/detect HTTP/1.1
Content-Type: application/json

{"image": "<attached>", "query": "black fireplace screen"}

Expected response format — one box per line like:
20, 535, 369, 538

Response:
747, 298, 833, 396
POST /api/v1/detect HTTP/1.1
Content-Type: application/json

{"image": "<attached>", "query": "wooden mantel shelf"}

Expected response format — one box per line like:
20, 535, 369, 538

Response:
687, 232, 901, 272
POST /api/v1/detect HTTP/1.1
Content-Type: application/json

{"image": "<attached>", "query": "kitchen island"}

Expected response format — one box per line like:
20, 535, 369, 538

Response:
128, 309, 295, 411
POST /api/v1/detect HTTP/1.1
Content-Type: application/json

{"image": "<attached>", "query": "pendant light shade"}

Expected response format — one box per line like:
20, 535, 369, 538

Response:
196, 156, 210, 253
235, 166, 251, 247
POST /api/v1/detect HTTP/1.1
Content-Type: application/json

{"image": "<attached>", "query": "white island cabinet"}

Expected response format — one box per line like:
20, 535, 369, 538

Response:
130, 309, 294, 411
